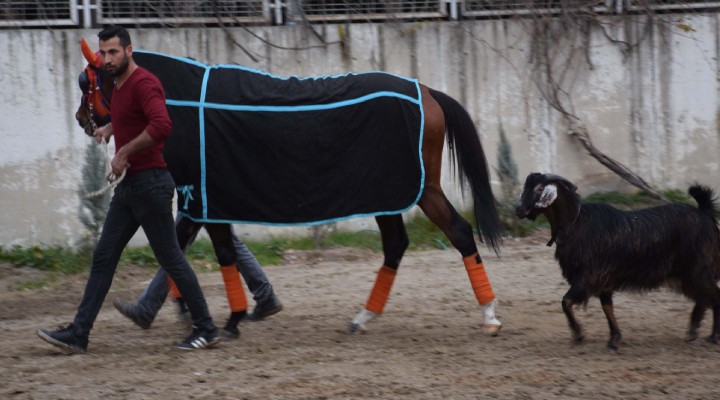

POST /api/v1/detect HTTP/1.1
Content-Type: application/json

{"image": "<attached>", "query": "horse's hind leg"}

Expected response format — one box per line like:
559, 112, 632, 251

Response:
204, 223, 249, 339
418, 186, 501, 335
348, 215, 407, 334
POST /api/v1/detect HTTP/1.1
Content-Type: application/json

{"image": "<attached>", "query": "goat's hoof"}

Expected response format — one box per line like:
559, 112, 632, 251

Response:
685, 332, 698, 342
705, 335, 719, 344
482, 323, 502, 336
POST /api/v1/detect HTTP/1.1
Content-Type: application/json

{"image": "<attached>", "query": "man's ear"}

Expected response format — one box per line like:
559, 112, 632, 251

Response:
126, 44, 133, 57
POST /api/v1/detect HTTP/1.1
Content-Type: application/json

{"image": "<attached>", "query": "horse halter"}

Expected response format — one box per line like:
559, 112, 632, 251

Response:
78, 63, 112, 135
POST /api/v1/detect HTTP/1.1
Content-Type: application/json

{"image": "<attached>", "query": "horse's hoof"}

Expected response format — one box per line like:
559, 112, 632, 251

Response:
348, 308, 378, 335
607, 340, 619, 350
685, 332, 698, 342
347, 322, 366, 335
482, 323, 502, 336
705, 335, 719, 344
572, 333, 585, 343
481, 300, 501, 336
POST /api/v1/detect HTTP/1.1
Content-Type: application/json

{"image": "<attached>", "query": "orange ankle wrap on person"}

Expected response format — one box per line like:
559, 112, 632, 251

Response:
365, 265, 397, 314
221, 264, 248, 312
463, 253, 495, 305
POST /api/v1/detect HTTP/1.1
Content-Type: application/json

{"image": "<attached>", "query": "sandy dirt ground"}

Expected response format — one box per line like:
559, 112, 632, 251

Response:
2, 229, 720, 399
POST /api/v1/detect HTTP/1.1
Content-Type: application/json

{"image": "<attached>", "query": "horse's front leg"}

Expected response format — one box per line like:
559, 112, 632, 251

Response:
348, 215, 407, 334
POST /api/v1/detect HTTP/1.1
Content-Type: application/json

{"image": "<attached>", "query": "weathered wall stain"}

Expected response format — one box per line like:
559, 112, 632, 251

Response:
1, 15, 718, 246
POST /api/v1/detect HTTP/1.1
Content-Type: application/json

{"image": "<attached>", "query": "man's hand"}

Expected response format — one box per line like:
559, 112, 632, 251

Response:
94, 123, 113, 144
110, 152, 129, 177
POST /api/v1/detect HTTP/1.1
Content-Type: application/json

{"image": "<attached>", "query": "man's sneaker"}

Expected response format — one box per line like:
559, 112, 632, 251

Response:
248, 295, 283, 321
113, 298, 151, 329
37, 324, 88, 353
174, 298, 192, 329
221, 311, 246, 339
177, 327, 221, 350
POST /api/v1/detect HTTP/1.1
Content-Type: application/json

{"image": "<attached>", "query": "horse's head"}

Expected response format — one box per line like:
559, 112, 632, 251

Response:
76, 38, 113, 137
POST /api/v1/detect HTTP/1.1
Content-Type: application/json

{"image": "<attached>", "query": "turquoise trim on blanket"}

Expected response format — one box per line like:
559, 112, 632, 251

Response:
136, 49, 425, 226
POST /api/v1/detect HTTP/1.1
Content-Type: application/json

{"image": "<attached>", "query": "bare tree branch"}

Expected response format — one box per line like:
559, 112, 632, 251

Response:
526, 10, 670, 202
566, 119, 669, 202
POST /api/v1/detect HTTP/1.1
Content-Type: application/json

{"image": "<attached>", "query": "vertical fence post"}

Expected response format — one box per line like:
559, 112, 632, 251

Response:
448, 0, 459, 20
80, 0, 94, 28
274, 0, 285, 25
615, 0, 624, 14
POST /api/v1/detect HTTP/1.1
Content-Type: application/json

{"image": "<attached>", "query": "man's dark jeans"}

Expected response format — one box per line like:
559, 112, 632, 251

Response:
72, 168, 215, 337
132, 220, 277, 322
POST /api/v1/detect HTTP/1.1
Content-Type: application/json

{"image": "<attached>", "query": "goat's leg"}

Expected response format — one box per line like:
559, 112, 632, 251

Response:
708, 304, 720, 344
685, 303, 706, 342
562, 288, 586, 343
704, 287, 720, 344
599, 292, 622, 349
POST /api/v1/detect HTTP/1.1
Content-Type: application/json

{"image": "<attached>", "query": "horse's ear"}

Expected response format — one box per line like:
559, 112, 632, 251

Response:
80, 38, 99, 65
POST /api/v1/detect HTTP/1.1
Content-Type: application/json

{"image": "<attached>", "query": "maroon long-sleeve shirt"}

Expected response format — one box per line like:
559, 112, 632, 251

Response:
111, 67, 172, 175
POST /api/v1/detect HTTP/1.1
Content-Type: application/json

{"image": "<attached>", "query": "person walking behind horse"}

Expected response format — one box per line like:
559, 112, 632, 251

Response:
114, 216, 283, 339
38, 25, 220, 352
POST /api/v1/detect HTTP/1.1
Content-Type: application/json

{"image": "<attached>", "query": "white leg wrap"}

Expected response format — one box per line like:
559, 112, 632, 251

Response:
348, 308, 379, 334
481, 300, 502, 335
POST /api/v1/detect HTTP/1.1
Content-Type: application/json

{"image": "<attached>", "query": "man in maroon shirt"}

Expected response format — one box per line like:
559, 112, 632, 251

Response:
38, 25, 220, 352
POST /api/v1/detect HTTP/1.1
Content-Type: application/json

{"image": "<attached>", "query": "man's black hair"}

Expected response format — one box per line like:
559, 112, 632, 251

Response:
98, 25, 131, 47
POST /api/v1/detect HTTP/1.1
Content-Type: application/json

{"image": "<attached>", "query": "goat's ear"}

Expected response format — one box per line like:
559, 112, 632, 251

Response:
543, 174, 577, 193
535, 184, 558, 208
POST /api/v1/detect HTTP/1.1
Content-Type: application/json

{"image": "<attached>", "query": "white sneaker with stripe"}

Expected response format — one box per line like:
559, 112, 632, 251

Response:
177, 327, 221, 350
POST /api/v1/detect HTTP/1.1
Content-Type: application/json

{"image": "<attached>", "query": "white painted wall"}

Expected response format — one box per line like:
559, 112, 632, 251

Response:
1, 15, 719, 247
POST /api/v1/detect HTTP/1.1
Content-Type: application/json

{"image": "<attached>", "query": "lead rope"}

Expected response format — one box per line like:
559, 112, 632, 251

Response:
81, 140, 127, 200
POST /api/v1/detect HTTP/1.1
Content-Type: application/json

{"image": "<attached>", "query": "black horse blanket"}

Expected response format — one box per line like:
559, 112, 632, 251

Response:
133, 51, 424, 225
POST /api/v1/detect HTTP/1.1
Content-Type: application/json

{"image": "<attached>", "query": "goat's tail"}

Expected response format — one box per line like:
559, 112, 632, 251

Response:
428, 88, 503, 254
689, 185, 719, 217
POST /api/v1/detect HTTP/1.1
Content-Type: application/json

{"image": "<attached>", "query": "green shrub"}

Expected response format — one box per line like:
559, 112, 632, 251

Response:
0, 245, 89, 275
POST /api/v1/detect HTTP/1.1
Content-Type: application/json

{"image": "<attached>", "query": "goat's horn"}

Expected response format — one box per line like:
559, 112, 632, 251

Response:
543, 173, 577, 193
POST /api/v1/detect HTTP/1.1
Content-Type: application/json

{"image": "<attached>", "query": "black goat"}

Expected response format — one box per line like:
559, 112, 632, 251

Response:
515, 172, 720, 348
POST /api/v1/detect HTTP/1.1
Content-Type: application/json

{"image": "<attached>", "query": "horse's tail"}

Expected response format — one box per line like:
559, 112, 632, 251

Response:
428, 88, 503, 254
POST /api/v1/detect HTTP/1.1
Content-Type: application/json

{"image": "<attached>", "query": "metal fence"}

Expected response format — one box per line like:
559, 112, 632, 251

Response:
0, 0, 78, 27
2, 0, 720, 28
463, 0, 613, 16
96, 0, 270, 25
292, 1, 446, 22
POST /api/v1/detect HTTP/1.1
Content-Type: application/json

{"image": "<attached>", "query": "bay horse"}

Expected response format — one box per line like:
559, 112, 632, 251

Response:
75, 38, 505, 335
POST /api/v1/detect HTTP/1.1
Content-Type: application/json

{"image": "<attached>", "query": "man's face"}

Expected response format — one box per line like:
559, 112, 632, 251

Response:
99, 37, 131, 78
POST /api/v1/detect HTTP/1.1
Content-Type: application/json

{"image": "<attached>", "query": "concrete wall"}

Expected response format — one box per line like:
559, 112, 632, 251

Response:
2, 14, 719, 247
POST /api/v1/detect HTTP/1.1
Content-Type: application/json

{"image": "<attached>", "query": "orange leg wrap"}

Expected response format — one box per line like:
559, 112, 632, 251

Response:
168, 276, 182, 300
221, 264, 248, 312
365, 265, 397, 314
463, 253, 495, 305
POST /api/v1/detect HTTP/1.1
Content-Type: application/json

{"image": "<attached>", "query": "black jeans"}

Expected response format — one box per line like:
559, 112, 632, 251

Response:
72, 168, 215, 337
132, 218, 278, 322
